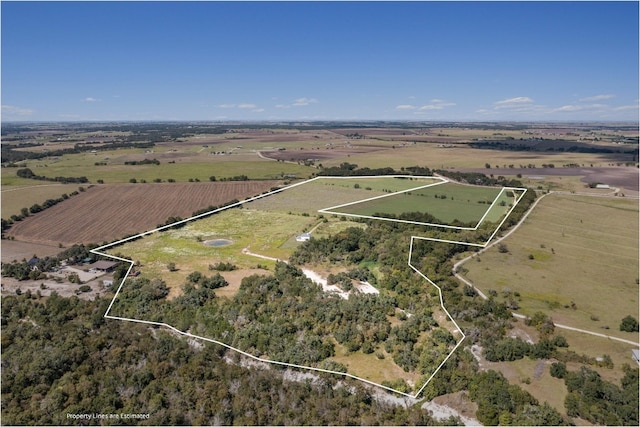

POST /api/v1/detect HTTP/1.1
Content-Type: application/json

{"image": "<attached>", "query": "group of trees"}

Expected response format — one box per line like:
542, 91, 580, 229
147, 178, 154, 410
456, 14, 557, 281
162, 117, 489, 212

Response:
550, 364, 639, 425
2, 292, 452, 426
124, 158, 160, 165
16, 167, 88, 184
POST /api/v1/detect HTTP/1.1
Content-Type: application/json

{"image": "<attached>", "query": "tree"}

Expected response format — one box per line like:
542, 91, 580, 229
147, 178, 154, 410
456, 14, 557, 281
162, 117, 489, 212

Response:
620, 315, 639, 332
167, 262, 177, 272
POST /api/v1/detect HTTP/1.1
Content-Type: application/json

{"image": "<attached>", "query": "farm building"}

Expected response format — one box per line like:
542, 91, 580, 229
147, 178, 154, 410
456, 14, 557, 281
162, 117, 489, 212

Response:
28, 257, 39, 271
87, 260, 118, 272
296, 232, 311, 242
632, 349, 640, 363
595, 184, 610, 189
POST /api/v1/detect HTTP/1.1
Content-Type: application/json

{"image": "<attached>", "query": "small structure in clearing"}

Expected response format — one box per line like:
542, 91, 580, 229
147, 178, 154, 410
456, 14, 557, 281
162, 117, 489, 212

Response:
87, 260, 118, 272
296, 232, 311, 242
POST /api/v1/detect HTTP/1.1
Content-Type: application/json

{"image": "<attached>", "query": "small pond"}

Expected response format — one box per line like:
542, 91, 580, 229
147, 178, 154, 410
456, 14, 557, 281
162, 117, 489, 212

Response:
204, 239, 233, 247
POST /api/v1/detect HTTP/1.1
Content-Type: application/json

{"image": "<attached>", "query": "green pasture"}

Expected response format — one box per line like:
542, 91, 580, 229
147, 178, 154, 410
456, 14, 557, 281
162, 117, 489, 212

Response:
327, 182, 505, 226
108, 208, 319, 289
462, 194, 639, 341
245, 176, 439, 215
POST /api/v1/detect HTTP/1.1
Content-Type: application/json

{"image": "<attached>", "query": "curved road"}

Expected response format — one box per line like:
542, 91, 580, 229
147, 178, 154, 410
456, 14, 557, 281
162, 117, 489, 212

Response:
452, 190, 639, 347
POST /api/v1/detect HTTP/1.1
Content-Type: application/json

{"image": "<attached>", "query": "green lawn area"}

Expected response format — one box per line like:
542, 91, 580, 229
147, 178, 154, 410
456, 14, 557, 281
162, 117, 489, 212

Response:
246, 177, 439, 214
462, 194, 639, 341
327, 182, 505, 226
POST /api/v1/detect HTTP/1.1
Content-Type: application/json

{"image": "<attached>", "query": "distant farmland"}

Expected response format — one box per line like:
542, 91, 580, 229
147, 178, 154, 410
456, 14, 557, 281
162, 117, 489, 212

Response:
6, 181, 280, 246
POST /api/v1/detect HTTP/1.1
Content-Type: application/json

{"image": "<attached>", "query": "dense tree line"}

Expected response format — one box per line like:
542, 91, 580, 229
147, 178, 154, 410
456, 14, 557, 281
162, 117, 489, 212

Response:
318, 162, 396, 176
16, 167, 88, 184
469, 139, 639, 156
123, 158, 160, 166
1, 189, 86, 235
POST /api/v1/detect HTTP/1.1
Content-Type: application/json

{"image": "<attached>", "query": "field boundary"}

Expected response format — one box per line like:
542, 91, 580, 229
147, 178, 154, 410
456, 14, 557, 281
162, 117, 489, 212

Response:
320, 179, 523, 232
453, 191, 640, 347
92, 176, 525, 398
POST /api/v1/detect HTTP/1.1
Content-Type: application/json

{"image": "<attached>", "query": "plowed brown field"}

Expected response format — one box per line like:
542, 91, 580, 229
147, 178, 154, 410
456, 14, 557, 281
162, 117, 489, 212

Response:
6, 181, 280, 246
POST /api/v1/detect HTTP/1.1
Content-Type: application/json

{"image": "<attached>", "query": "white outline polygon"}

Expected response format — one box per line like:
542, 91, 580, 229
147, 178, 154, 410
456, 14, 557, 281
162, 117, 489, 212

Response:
91, 175, 526, 398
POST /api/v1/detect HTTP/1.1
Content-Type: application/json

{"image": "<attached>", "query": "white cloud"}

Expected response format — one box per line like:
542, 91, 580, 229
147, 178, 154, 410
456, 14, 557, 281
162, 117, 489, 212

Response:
613, 105, 639, 111
238, 103, 257, 109
579, 94, 614, 102
552, 103, 608, 113
396, 104, 416, 110
494, 97, 534, 108
292, 97, 318, 106
2, 105, 34, 116
418, 101, 456, 111
252, 108, 265, 113
217, 104, 236, 108
275, 97, 319, 108
83, 97, 99, 102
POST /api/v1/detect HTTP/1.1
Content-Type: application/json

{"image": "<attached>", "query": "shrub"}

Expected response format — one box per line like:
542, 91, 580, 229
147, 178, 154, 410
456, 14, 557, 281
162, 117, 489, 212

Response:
619, 315, 639, 332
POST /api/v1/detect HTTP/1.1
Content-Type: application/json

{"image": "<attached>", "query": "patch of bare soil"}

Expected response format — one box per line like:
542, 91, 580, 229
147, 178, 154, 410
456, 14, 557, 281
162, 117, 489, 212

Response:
422, 391, 479, 425
216, 268, 269, 299
1, 240, 63, 262
0, 276, 111, 301
6, 181, 280, 246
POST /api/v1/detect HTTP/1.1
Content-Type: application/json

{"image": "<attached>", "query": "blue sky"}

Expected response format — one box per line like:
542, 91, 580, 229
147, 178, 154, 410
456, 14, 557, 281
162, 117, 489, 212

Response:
2, 1, 638, 122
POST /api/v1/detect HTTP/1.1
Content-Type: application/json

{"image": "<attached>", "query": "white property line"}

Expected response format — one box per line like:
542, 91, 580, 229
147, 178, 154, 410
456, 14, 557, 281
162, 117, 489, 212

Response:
453, 190, 640, 348
92, 175, 524, 399
321, 180, 525, 233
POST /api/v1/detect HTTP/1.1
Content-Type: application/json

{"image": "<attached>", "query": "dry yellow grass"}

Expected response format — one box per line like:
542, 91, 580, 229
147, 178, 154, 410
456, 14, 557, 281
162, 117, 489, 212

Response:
463, 194, 639, 341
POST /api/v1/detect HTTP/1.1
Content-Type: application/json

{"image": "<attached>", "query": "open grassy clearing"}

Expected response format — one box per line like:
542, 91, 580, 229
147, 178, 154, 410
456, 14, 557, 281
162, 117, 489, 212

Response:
108, 208, 319, 291
462, 194, 639, 340
328, 182, 507, 225
483, 358, 568, 416
330, 341, 421, 386
1, 183, 80, 217
558, 327, 637, 385
245, 177, 438, 214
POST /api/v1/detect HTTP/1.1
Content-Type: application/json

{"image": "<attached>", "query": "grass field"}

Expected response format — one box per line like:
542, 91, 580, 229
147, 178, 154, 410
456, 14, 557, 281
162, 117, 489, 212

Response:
1, 183, 81, 217
330, 341, 420, 386
108, 208, 318, 291
327, 182, 508, 226
245, 177, 439, 214
462, 194, 639, 341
